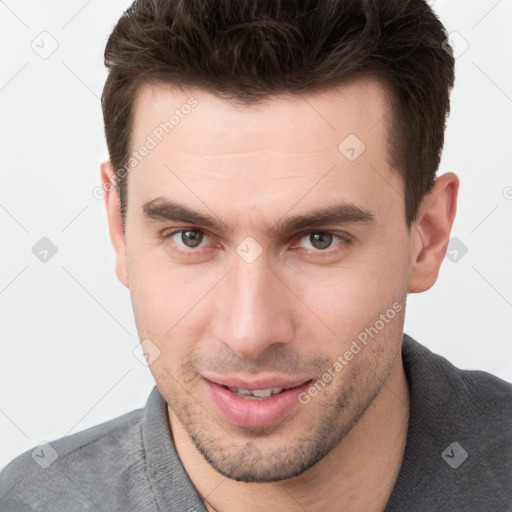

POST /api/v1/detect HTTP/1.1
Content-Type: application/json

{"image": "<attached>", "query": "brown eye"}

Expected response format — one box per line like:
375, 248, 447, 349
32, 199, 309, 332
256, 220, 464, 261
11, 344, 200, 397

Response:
294, 231, 351, 255
166, 229, 209, 252
179, 229, 204, 248
307, 232, 333, 250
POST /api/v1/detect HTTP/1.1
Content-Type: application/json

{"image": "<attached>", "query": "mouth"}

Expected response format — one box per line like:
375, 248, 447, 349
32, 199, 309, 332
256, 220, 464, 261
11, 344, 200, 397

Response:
222, 385, 295, 399
203, 376, 313, 428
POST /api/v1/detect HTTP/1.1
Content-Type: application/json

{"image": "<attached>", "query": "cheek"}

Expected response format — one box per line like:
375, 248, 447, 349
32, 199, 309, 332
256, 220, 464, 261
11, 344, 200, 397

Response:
294, 243, 409, 344
127, 256, 169, 332
126, 250, 219, 352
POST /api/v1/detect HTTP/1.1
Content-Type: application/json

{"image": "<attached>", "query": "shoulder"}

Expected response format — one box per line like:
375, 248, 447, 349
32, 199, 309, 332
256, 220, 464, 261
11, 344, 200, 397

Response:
402, 333, 512, 418
0, 407, 148, 511
393, 334, 512, 509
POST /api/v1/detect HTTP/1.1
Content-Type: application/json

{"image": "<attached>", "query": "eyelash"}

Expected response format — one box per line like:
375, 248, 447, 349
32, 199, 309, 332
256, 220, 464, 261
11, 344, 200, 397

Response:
161, 228, 352, 257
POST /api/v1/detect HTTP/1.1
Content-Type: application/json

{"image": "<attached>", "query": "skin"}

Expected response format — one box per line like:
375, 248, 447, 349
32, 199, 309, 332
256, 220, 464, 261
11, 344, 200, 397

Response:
101, 78, 459, 511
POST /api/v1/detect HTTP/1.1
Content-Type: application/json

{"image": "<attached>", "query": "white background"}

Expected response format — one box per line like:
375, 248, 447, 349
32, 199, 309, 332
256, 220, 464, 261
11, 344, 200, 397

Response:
1, 0, 511, 470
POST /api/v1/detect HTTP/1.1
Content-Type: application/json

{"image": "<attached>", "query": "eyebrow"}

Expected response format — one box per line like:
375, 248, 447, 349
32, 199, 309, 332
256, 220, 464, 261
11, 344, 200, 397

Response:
142, 197, 375, 236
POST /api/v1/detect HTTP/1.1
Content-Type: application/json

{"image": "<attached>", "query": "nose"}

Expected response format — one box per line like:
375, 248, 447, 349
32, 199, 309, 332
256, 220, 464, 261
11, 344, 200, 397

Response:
213, 250, 295, 360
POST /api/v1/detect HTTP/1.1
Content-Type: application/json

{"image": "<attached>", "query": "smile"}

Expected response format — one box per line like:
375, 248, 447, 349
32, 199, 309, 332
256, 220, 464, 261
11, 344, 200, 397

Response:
204, 377, 313, 428
224, 386, 286, 399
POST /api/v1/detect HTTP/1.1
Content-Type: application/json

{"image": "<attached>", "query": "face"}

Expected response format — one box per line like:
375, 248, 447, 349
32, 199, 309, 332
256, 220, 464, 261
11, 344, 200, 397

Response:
118, 80, 413, 482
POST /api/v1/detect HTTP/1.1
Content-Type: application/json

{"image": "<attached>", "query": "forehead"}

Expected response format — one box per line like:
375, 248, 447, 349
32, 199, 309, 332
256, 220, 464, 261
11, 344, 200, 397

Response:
127, 79, 402, 230
131, 78, 392, 156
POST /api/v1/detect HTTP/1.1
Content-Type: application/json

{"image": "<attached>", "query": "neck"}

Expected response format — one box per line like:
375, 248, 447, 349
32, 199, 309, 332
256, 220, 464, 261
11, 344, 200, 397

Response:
169, 355, 410, 512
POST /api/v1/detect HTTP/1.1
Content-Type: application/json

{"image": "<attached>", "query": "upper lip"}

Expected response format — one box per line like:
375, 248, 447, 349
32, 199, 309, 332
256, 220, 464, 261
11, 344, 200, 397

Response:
203, 374, 312, 390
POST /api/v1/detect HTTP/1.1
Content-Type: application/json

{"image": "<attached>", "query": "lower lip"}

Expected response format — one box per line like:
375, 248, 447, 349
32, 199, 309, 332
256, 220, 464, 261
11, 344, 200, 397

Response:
204, 379, 312, 428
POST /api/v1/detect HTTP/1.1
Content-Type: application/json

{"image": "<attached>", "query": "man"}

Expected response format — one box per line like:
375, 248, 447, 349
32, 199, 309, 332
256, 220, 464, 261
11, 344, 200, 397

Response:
1, 0, 511, 511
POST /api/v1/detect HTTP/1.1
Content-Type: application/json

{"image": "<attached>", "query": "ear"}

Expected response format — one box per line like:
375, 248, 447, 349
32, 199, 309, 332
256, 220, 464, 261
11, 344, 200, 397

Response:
100, 161, 129, 288
408, 172, 459, 293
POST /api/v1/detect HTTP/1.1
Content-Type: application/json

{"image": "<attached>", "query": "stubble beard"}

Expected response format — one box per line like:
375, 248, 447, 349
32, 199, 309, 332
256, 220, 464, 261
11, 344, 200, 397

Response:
165, 345, 397, 483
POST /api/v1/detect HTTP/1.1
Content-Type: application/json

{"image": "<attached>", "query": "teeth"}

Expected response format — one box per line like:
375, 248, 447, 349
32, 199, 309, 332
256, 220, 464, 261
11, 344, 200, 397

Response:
228, 386, 285, 398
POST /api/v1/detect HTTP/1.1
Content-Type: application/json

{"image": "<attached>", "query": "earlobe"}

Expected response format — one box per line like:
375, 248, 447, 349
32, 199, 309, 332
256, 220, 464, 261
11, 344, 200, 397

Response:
407, 172, 459, 293
100, 161, 129, 288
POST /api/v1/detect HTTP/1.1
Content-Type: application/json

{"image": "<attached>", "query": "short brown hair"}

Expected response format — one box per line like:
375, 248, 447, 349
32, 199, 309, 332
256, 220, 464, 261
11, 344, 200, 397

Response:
102, 0, 454, 228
